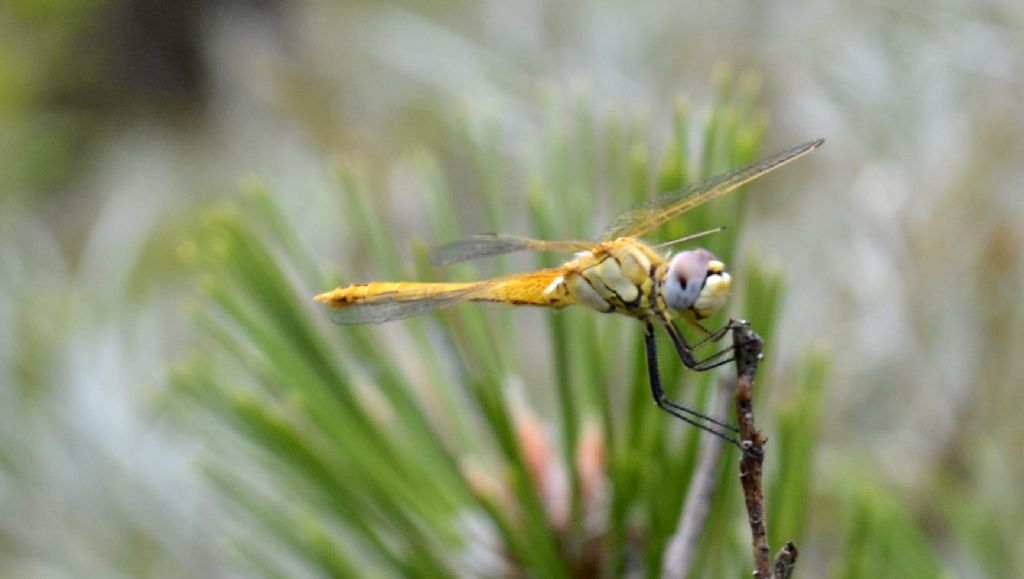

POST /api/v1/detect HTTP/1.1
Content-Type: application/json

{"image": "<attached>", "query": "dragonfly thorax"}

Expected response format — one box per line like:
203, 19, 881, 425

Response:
663, 249, 732, 320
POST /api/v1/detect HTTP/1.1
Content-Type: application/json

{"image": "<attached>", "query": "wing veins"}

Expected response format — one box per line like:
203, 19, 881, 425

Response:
601, 138, 824, 240
429, 234, 592, 266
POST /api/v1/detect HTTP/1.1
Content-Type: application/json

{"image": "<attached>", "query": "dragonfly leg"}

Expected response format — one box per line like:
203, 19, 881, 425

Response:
689, 338, 739, 371
656, 320, 741, 429
663, 318, 754, 371
689, 321, 733, 350
643, 322, 740, 446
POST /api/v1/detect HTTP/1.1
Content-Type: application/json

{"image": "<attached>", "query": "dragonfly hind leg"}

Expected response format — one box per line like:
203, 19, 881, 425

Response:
642, 322, 739, 446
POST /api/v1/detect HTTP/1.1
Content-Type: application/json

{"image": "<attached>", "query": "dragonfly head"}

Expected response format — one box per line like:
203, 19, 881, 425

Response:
664, 249, 732, 320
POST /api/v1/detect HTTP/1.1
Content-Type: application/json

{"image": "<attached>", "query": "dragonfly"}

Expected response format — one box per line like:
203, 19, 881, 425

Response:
315, 138, 823, 444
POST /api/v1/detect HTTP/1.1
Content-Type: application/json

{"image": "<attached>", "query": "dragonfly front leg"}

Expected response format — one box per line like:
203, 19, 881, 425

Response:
662, 317, 743, 371
642, 322, 739, 446
688, 319, 734, 350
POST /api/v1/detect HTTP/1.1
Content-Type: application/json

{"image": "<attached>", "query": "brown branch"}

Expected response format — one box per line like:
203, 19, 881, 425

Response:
773, 542, 799, 579
731, 320, 798, 578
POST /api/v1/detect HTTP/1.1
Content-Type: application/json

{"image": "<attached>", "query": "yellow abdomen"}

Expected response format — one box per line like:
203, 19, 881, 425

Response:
314, 269, 576, 311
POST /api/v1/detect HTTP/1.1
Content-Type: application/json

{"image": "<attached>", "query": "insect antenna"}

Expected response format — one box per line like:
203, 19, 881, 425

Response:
652, 226, 726, 250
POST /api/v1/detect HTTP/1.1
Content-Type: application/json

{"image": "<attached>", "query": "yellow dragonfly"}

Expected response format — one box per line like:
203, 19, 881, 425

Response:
316, 138, 823, 442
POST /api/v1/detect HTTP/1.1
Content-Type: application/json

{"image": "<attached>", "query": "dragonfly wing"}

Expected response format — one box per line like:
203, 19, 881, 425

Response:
429, 234, 592, 266
600, 139, 824, 240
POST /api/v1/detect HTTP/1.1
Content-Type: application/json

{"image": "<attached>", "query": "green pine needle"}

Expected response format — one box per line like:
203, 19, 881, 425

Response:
175, 74, 854, 578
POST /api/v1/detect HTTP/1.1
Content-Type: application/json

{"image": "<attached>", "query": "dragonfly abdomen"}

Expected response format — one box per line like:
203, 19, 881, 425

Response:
314, 281, 479, 308
314, 270, 578, 323
466, 271, 576, 308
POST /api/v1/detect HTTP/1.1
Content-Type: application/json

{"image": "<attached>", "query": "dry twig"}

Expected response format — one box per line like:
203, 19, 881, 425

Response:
732, 320, 798, 578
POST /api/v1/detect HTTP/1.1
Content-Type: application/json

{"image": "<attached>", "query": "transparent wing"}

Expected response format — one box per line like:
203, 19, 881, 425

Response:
328, 285, 482, 324
601, 139, 824, 240
429, 234, 592, 266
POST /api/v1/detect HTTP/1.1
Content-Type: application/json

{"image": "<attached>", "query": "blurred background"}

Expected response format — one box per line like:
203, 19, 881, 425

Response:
2, 0, 1023, 577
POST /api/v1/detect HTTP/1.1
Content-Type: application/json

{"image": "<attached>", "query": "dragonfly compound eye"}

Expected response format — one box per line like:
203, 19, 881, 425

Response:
665, 249, 713, 312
